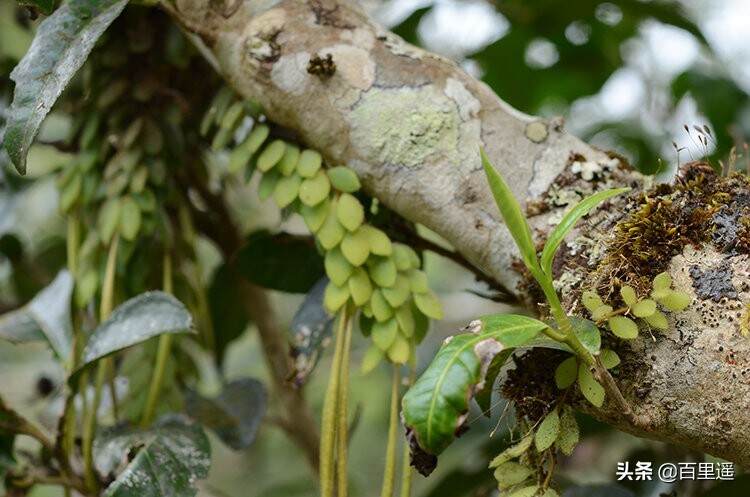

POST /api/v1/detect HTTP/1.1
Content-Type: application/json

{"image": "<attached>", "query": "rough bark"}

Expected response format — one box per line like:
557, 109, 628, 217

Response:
164, 0, 750, 467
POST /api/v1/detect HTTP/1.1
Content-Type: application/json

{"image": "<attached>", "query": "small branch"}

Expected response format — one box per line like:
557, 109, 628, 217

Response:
591, 357, 651, 430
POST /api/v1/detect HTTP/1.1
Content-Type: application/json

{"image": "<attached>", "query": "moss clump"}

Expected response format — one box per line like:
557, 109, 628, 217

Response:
589, 162, 750, 301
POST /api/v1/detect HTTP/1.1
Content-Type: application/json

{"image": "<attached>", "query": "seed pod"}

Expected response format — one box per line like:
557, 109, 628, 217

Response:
369, 257, 397, 288
336, 193, 364, 232
258, 171, 280, 201
348, 267, 373, 306
200, 87, 234, 136
408, 269, 429, 293
75, 268, 99, 308
228, 139, 256, 174
340, 229, 371, 266
324, 282, 350, 313
607, 316, 638, 339
381, 274, 410, 308
413, 290, 443, 320
278, 144, 300, 176
273, 173, 302, 208
360, 345, 384, 374
98, 197, 122, 244
620, 286, 637, 307
297, 149, 322, 178
392, 243, 418, 271
300, 198, 330, 233
370, 289, 393, 322
317, 201, 345, 249
631, 299, 657, 318
119, 196, 142, 241
299, 170, 331, 206
360, 225, 392, 256
129, 166, 149, 194
372, 318, 398, 351
60, 173, 82, 212
387, 334, 410, 364
327, 166, 361, 193
324, 248, 354, 286
220, 101, 245, 131
395, 304, 415, 337
245, 124, 270, 154
644, 310, 668, 330
257, 140, 286, 172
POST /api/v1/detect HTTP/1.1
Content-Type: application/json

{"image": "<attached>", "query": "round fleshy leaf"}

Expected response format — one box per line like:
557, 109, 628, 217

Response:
608, 316, 639, 339
554, 357, 577, 389
327, 166, 361, 192
348, 267, 373, 306
631, 299, 657, 318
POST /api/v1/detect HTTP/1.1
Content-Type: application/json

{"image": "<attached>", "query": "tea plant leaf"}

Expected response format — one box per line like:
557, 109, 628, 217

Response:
4, 0, 129, 174
94, 416, 210, 497
402, 314, 547, 457
480, 149, 540, 276
186, 379, 267, 450
0, 270, 73, 362
540, 187, 629, 277
74, 292, 194, 378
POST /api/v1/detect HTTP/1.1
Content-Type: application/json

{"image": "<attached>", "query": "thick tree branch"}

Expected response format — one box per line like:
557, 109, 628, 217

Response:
164, 0, 750, 467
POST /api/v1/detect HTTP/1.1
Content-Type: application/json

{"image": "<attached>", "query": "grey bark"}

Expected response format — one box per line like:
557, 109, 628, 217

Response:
165, 0, 750, 467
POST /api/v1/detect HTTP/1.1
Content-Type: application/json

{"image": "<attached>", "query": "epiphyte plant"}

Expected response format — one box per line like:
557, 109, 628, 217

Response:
402, 148, 641, 495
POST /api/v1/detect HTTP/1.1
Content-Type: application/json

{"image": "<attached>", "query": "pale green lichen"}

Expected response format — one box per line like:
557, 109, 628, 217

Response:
348, 86, 461, 167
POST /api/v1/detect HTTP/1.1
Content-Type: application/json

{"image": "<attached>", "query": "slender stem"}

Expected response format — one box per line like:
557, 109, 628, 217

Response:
60, 216, 80, 467
399, 368, 415, 497
141, 251, 175, 427
82, 234, 119, 492
320, 309, 348, 497
381, 366, 400, 497
336, 309, 353, 497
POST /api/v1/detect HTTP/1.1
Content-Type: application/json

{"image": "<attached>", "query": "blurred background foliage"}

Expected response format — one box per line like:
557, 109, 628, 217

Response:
0, 0, 748, 496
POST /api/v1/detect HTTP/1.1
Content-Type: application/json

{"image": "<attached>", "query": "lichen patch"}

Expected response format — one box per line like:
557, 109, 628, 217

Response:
348, 85, 462, 167
320, 44, 375, 90
271, 52, 312, 95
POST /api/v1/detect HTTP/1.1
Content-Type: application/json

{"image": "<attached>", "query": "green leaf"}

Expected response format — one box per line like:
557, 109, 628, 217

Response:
402, 314, 547, 456
186, 379, 267, 450
94, 416, 210, 497
658, 291, 692, 312
288, 279, 334, 385
494, 461, 533, 490
557, 406, 579, 456
631, 299, 657, 318
608, 316, 639, 339
534, 408, 559, 451
508, 485, 540, 497
0, 270, 73, 362
4, 0, 129, 174
236, 231, 324, 293
208, 264, 250, 367
554, 356, 577, 389
599, 349, 621, 369
73, 292, 194, 379
488, 435, 533, 468
571, 317, 601, 354
480, 149, 540, 276
577, 362, 605, 407
540, 188, 629, 277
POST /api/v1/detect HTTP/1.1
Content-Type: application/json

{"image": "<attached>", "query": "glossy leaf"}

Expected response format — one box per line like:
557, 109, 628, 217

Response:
540, 187, 629, 277
94, 416, 210, 497
4, 0, 129, 174
480, 149, 540, 276
402, 314, 547, 457
74, 292, 194, 378
0, 270, 73, 362
186, 379, 267, 450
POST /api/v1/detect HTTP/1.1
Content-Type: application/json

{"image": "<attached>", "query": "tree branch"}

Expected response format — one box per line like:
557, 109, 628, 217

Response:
163, 0, 750, 467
